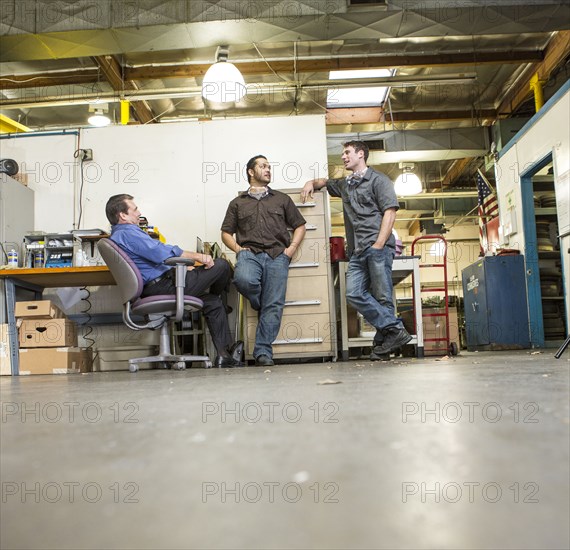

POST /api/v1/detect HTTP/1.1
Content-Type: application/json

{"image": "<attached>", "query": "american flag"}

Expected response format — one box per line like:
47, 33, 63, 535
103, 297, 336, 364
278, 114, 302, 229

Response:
477, 171, 499, 254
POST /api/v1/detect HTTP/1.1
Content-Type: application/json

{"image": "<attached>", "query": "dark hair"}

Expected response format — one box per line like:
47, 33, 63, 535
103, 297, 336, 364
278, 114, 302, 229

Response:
343, 140, 369, 162
246, 155, 267, 183
105, 194, 133, 225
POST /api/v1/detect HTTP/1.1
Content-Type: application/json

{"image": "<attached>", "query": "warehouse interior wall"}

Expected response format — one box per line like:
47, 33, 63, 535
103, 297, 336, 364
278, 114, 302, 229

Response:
1, 114, 328, 247
1, 115, 328, 356
495, 81, 570, 338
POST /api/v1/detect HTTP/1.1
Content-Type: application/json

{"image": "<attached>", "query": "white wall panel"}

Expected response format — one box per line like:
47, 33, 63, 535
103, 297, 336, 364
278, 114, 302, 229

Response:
1, 114, 327, 251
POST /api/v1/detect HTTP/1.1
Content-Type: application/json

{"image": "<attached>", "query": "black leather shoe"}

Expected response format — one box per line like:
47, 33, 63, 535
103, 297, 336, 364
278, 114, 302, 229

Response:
229, 340, 244, 363
214, 355, 243, 368
255, 354, 274, 367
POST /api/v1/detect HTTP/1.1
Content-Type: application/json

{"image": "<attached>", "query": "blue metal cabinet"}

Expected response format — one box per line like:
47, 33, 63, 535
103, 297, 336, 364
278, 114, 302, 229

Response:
462, 256, 530, 350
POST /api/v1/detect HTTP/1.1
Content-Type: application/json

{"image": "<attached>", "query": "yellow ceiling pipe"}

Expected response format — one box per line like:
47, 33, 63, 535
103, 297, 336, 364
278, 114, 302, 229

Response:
0, 114, 31, 133
529, 73, 546, 113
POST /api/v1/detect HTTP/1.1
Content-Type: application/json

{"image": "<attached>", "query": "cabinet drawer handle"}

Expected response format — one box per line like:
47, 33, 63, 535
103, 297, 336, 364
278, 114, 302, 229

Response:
290, 262, 320, 268
273, 337, 324, 345
287, 224, 317, 231
284, 300, 321, 307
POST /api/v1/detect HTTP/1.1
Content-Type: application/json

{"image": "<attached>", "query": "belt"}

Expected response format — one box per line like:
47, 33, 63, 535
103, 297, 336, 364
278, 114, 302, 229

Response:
145, 270, 171, 288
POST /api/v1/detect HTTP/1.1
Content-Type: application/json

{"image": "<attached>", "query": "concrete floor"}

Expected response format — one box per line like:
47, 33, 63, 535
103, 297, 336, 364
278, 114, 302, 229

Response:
1, 350, 569, 550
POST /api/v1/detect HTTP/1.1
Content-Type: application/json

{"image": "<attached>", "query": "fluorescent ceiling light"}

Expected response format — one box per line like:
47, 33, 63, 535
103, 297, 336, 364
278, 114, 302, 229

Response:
327, 68, 393, 108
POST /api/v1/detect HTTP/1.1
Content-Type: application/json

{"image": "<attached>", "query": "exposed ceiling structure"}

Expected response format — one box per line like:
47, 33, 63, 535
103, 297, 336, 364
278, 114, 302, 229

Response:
1, 0, 570, 231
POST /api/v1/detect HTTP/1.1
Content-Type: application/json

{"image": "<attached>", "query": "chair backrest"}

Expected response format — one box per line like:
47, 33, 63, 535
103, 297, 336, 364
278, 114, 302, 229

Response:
98, 238, 144, 304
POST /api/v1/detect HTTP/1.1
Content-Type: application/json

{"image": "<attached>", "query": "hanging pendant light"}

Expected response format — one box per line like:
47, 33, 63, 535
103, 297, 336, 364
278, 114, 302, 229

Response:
87, 102, 111, 127
394, 162, 422, 195
202, 46, 246, 104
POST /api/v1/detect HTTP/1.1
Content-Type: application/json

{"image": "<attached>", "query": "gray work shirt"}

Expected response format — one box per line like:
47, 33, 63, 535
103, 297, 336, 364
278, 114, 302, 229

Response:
327, 167, 399, 257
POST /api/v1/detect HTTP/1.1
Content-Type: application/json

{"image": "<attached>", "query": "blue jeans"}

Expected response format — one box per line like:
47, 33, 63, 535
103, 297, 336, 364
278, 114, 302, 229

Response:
233, 250, 290, 359
346, 246, 402, 337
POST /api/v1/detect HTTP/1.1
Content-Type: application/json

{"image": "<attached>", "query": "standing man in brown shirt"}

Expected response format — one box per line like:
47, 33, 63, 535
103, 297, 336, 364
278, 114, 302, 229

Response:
221, 155, 307, 366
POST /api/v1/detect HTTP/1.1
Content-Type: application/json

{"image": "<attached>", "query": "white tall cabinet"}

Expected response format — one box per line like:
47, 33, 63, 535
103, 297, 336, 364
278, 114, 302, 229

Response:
243, 189, 337, 362
0, 174, 34, 324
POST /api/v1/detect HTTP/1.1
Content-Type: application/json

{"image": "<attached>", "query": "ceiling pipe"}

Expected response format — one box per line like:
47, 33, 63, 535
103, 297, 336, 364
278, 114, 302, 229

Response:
1, 74, 477, 110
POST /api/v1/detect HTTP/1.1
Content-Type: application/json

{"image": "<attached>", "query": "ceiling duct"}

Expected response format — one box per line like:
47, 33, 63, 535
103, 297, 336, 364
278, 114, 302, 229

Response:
348, 0, 388, 7
362, 139, 385, 151
419, 213, 446, 234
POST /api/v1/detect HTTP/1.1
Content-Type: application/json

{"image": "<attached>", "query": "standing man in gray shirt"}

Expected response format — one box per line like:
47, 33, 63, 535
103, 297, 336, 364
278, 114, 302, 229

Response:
301, 141, 411, 360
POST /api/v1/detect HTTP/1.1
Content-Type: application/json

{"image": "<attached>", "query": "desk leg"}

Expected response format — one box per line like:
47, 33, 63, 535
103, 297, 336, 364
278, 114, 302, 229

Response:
338, 262, 350, 361
5, 279, 19, 375
5, 278, 43, 376
412, 261, 424, 358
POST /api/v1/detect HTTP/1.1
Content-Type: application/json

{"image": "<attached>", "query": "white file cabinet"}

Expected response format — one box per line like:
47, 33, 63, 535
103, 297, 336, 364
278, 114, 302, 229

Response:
243, 189, 337, 362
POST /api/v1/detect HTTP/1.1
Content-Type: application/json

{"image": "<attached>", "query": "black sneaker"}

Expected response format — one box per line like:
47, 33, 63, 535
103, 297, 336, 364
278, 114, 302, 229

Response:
370, 346, 391, 361
255, 354, 275, 367
376, 328, 412, 354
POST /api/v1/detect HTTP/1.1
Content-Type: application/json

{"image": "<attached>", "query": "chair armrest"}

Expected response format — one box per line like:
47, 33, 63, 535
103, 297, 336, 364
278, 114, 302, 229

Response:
164, 257, 195, 266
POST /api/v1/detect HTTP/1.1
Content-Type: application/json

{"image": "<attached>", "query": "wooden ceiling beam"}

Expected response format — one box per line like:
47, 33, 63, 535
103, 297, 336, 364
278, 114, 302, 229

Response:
125, 50, 544, 80
91, 55, 156, 124
441, 157, 474, 189
497, 30, 570, 117
0, 49, 546, 91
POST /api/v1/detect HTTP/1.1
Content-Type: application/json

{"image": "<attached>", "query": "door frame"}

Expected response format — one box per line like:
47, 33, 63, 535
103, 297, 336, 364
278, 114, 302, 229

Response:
520, 152, 554, 347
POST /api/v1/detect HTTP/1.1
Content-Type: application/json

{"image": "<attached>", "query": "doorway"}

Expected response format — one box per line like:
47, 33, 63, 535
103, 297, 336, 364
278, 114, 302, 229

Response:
520, 153, 567, 347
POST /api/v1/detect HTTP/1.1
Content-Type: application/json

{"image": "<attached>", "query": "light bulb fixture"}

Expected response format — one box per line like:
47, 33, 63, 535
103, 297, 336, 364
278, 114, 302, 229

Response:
87, 103, 111, 127
202, 45, 246, 104
394, 162, 422, 196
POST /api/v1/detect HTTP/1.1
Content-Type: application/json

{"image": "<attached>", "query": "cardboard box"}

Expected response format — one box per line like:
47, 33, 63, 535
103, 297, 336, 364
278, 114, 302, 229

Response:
401, 307, 459, 354
18, 347, 92, 375
18, 319, 77, 348
1, 324, 12, 375
15, 300, 64, 319
93, 346, 157, 371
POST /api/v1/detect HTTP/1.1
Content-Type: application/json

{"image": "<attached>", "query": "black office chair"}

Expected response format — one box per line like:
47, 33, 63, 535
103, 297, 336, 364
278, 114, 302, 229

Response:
98, 238, 212, 372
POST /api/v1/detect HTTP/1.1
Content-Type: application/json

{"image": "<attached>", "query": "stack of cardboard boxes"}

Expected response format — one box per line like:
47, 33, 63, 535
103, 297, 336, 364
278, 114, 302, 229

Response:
16, 300, 93, 375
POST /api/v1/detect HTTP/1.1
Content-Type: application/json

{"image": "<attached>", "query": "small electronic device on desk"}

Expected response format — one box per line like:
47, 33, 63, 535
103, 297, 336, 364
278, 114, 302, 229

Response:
45, 233, 73, 268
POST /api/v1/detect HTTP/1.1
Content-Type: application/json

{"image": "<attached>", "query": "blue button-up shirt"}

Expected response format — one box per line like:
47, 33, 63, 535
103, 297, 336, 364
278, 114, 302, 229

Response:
110, 223, 184, 283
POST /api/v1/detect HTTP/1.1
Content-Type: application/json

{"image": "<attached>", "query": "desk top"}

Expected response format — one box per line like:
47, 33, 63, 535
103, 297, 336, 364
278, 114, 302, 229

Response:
0, 266, 116, 287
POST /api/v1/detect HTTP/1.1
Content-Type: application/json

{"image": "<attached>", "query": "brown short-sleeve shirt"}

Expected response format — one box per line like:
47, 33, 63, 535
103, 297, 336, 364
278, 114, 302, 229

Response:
221, 188, 306, 258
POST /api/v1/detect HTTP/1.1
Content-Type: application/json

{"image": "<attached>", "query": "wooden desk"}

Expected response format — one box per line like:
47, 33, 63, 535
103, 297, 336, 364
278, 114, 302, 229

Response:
0, 266, 116, 375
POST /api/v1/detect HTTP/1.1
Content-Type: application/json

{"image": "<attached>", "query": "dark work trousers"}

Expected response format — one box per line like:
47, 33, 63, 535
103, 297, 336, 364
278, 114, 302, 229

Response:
141, 258, 233, 355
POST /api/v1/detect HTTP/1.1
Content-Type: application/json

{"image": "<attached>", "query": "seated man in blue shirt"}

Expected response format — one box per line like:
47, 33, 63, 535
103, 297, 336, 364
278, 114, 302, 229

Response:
105, 194, 242, 368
